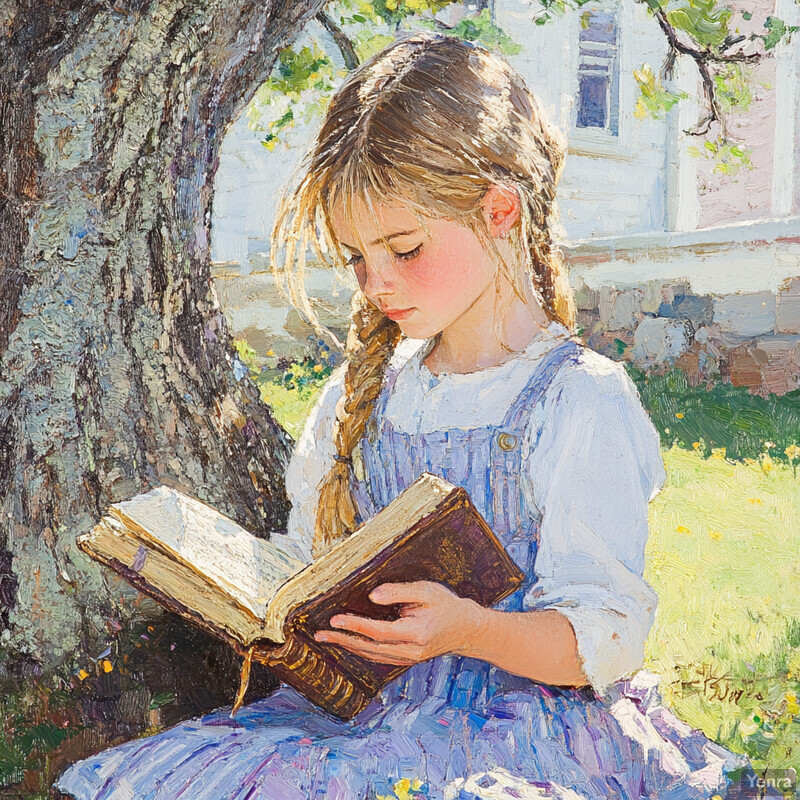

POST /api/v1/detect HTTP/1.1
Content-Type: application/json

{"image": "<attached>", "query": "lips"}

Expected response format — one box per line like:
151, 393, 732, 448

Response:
381, 307, 415, 321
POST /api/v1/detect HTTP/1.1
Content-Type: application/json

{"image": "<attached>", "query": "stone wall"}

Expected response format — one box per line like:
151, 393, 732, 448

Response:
577, 275, 800, 396
212, 257, 800, 398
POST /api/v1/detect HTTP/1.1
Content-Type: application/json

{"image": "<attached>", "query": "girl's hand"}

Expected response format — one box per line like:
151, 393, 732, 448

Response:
313, 581, 481, 666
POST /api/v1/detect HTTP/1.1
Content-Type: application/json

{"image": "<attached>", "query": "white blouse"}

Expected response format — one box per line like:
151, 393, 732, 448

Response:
277, 321, 667, 697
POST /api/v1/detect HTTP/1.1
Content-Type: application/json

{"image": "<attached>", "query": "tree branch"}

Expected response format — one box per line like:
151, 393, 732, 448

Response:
645, 0, 762, 137
316, 9, 359, 71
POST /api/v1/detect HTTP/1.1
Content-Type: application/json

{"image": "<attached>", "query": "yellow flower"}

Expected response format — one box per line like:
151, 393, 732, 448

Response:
101, 659, 113, 673
747, 497, 763, 505
786, 444, 800, 460
675, 412, 684, 419
676, 525, 691, 534
786, 691, 799, 715
760, 454, 773, 475
267, 349, 275, 357
77, 669, 90, 681
709, 530, 722, 541
692, 441, 701, 451
394, 779, 413, 800
313, 364, 324, 373
380, 777, 425, 800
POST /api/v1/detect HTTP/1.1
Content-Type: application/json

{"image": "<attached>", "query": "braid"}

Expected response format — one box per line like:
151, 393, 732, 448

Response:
312, 293, 402, 559
518, 132, 576, 332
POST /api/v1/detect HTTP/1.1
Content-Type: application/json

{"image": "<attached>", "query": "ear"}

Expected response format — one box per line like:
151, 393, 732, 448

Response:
482, 183, 521, 238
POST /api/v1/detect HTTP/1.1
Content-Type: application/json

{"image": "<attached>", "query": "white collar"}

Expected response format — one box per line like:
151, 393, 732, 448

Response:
390, 321, 571, 384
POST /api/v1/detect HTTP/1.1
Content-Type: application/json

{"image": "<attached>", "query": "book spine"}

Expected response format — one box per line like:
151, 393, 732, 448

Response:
254, 633, 375, 720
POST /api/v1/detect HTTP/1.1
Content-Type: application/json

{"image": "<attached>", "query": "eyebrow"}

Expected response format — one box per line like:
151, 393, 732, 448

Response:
341, 229, 420, 250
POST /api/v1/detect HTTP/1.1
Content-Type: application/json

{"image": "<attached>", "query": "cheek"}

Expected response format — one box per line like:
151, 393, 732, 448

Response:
405, 234, 487, 301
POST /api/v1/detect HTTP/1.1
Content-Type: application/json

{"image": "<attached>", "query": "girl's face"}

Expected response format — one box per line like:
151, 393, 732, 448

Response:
330, 196, 499, 340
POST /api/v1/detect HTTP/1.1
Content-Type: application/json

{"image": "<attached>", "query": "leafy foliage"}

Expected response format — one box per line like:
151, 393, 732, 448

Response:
419, 8, 522, 54
685, 133, 754, 175
712, 62, 753, 115
633, 63, 688, 120
531, 0, 596, 27
664, 0, 732, 49
247, 42, 339, 150
0, 685, 83, 792
752, 15, 800, 51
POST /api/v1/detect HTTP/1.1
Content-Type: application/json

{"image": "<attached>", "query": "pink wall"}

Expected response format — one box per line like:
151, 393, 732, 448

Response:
696, 0, 778, 228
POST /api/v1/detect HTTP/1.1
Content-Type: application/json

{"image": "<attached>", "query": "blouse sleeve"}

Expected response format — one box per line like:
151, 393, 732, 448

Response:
272, 365, 346, 564
521, 355, 666, 697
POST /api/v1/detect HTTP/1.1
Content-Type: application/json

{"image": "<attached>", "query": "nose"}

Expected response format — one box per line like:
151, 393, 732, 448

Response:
359, 257, 397, 299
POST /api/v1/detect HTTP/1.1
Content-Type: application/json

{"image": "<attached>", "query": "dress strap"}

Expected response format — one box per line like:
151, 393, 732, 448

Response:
501, 337, 584, 431
369, 338, 436, 430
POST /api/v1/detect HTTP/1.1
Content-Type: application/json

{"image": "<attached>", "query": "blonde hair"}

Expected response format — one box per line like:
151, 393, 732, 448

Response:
270, 32, 576, 559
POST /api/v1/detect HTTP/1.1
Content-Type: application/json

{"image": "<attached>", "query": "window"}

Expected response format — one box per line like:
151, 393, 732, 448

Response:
576, 10, 620, 136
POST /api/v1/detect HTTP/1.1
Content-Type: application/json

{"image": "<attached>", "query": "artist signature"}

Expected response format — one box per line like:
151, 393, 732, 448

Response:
667, 662, 765, 705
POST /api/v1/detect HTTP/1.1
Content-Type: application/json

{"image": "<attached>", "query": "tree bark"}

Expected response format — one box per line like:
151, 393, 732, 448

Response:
0, 0, 325, 689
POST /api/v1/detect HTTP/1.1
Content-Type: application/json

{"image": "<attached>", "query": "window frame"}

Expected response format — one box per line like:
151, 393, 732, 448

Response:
568, 0, 636, 159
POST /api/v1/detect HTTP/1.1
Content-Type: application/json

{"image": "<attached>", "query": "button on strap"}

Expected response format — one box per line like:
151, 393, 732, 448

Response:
497, 432, 517, 451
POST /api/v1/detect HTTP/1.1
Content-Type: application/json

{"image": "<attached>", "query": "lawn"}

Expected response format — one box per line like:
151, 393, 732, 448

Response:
645, 446, 800, 770
264, 383, 800, 771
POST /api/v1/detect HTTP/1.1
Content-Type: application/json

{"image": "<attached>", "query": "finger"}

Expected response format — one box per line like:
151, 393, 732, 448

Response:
314, 630, 420, 665
328, 614, 418, 643
369, 581, 439, 605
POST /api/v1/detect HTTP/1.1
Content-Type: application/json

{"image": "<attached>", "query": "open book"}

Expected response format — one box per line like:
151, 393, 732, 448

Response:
77, 473, 525, 720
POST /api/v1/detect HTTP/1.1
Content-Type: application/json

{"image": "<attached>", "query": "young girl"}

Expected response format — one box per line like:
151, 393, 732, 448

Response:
57, 32, 753, 800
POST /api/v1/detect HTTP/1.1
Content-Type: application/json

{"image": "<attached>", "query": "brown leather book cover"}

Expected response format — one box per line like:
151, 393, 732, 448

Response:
250, 487, 525, 719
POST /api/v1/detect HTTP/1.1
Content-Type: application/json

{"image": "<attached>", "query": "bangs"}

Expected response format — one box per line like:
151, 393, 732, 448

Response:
322, 160, 440, 258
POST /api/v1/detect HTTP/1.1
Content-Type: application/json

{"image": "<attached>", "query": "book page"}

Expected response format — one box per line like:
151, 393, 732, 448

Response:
111, 486, 305, 618
82, 518, 267, 647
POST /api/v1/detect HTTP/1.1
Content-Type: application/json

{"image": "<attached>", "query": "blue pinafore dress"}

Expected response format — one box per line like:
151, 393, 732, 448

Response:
56, 337, 750, 800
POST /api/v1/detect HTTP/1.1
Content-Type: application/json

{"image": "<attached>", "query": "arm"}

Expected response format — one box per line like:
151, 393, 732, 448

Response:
519, 359, 667, 694
318, 358, 666, 696
274, 365, 346, 563
317, 580, 588, 684
457, 605, 588, 686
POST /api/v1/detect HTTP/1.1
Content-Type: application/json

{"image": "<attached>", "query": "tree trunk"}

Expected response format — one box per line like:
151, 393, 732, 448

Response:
0, 0, 325, 714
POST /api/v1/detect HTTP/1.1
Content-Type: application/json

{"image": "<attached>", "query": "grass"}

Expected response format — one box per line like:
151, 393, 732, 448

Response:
258, 381, 324, 441
645, 446, 800, 769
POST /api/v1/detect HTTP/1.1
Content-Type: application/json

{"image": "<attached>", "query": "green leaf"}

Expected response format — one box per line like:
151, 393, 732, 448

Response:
149, 692, 174, 710
353, 30, 396, 62
712, 62, 753, 114
434, 8, 522, 55
633, 63, 687, 120
665, 0, 732, 48
757, 15, 800, 49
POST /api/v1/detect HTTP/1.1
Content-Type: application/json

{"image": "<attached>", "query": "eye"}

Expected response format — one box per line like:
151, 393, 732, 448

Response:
395, 245, 422, 262
346, 253, 364, 268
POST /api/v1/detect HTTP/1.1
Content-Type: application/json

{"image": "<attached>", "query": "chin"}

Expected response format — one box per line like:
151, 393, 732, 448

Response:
396, 320, 441, 340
